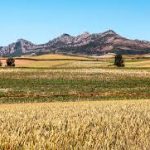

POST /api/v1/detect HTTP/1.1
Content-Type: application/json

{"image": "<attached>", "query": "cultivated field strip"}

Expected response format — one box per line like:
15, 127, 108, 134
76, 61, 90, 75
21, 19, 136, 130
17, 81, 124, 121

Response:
0, 68, 149, 103
0, 100, 150, 149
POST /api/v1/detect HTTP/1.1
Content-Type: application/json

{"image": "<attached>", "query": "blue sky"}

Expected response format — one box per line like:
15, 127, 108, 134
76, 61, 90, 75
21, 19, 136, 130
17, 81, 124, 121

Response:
0, 0, 150, 45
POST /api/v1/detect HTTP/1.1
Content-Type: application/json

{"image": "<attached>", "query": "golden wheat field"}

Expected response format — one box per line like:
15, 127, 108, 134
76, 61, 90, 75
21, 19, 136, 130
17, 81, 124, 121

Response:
0, 100, 150, 150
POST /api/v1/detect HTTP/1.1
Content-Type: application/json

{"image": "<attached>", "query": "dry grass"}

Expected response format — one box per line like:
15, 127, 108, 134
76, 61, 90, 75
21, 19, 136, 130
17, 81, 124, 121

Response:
15, 60, 71, 68
22, 54, 92, 60
0, 59, 73, 68
0, 100, 150, 149
126, 59, 150, 67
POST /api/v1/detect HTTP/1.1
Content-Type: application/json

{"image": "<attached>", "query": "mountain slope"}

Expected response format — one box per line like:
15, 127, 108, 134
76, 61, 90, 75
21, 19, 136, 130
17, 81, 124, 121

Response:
1, 30, 150, 56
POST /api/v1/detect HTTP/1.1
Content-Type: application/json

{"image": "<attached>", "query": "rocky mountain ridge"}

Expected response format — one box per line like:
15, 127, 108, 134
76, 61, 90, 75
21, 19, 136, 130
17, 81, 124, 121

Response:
0, 30, 150, 56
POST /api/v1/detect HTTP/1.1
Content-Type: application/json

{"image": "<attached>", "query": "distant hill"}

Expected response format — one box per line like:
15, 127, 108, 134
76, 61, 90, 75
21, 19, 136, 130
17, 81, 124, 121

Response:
1, 30, 150, 56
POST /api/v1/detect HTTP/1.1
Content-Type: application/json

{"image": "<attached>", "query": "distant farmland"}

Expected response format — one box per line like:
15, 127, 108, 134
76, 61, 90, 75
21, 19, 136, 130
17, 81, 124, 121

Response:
0, 54, 149, 103
1, 54, 150, 68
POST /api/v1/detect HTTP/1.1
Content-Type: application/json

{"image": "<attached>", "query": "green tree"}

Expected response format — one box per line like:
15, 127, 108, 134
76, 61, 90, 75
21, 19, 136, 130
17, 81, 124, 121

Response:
0, 60, 2, 67
6, 58, 15, 67
114, 54, 125, 67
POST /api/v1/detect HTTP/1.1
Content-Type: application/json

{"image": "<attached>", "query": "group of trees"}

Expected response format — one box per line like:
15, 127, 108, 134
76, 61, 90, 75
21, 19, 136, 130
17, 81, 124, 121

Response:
0, 58, 15, 67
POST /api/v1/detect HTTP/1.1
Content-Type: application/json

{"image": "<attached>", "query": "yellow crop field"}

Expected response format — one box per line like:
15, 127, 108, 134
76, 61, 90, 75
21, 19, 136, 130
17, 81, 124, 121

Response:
0, 100, 150, 149
23, 54, 92, 60
15, 60, 72, 68
126, 59, 150, 67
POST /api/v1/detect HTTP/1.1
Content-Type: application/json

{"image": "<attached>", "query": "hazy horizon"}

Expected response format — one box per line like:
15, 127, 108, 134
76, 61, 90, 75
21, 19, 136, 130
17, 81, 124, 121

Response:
0, 0, 150, 46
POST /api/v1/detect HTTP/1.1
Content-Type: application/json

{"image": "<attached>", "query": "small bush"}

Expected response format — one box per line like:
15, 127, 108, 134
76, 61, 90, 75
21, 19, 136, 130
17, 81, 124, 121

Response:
114, 54, 125, 67
6, 58, 15, 67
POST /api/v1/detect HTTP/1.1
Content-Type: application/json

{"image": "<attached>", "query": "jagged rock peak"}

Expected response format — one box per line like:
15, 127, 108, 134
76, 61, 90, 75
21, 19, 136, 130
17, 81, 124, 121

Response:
99, 30, 120, 39
17, 39, 28, 42
103, 30, 117, 35
81, 32, 90, 35
77, 32, 91, 39
52, 33, 74, 44
80, 32, 90, 36
16, 39, 34, 45
61, 33, 71, 37
58, 33, 73, 40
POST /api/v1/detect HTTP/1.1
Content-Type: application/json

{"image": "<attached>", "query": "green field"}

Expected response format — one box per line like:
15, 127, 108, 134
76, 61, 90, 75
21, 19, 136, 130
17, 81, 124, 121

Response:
0, 54, 149, 103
